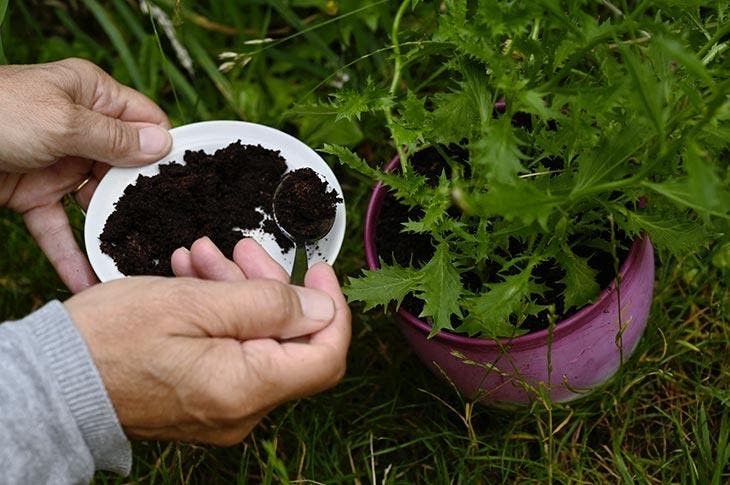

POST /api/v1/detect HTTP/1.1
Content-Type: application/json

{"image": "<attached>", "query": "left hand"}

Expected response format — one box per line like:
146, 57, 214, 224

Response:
0, 58, 172, 292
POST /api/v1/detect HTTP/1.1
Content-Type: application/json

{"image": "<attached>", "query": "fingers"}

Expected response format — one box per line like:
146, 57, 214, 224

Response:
171, 247, 196, 277
233, 238, 290, 283
50, 58, 172, 166
62, 112, 172, 167
184, 278, 336, 341
236, 263, 351, 406
23, 203, 98, 292
304, 263, 352, 350
73, 162, 112, 210
189, 237, 246, 281
171, 237, 290, 284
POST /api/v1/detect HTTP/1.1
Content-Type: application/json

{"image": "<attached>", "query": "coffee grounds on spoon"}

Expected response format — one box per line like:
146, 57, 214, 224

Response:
274, 168, 342, 242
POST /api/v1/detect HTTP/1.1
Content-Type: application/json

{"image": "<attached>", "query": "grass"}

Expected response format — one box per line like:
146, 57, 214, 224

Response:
1, 1, 728, 483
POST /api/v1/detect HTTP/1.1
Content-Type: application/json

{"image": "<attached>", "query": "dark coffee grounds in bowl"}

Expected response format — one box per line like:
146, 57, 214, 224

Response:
99, 141, 316, 276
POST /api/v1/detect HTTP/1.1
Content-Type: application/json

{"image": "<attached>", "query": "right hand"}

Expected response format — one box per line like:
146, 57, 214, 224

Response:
64, 239, 351, 445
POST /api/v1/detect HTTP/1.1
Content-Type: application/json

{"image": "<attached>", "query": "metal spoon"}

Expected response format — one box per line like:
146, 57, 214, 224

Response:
272, 170, 336, 285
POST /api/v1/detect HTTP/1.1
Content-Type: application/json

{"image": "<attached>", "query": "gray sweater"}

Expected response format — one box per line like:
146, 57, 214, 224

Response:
1, 301, 131, 484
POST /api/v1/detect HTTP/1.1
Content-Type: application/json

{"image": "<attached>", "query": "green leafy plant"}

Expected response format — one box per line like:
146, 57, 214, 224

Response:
324, 0, 730, 338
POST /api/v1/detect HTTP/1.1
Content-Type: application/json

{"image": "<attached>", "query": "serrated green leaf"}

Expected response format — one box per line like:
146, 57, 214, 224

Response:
622, 210, 709, 258
462, 61, 492, 124
470, 118, 525, 184
389, 121, 423, 147
401, 91, 427, 125
321, 144, 429, 205
654, 36, 713, 86
322, 143, 375, 175
390, 91, 428, 148
474, 180, 563, 228
401, 219, 428, 234
460, 267, 532, 338
330, 80, 392, 122
535, 0, 583, 37
410, 172, 451, 231
642, 180, 730, 219
620, 44, 665, 137
571, 123, 647, 196
344, 263, 421, 312
556, 246, 600, 309
299, 116, 363, 147
686, 142, 724, 217
518, 90, 557, 121
428, 88, 479, 144
457, 313, 526, 339
415, 242, 463, 336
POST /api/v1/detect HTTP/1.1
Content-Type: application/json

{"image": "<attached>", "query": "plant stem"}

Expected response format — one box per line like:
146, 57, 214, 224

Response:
697, 17, 730, 59
389, 0, 409, 98
385, 0, 411, 173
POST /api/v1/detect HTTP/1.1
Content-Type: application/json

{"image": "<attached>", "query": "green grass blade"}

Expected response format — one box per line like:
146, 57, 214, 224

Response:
185, 35, 243, 118
111, 0, 147, 43
162, 57, 211, 121
267, 0, 339, 65
53, 6, 104, 54
79, 0, 145, 90
144, 7, 185, 123
711, 409, 730, 485
0, 0, 9, 64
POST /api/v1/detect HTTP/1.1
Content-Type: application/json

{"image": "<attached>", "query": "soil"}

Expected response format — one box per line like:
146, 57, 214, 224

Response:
374, 145, 629, 334
375, 145, 466, 267
99, 141, 334, 276
273, 168, 342, 243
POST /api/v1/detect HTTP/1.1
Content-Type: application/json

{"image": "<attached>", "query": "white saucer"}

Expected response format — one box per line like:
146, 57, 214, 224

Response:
84, 120, 346, 282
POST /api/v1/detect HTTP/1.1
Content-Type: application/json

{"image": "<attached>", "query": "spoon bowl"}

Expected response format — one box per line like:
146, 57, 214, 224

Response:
272, 169, 338, 284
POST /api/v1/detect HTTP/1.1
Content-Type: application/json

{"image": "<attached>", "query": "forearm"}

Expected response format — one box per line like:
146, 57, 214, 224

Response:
0, 301, 130, 484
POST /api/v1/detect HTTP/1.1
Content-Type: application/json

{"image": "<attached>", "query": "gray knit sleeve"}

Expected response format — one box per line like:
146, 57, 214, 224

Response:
0, 300, 131, 484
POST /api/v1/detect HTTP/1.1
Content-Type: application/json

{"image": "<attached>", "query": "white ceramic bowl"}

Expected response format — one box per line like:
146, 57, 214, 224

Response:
85, 120, 346, 282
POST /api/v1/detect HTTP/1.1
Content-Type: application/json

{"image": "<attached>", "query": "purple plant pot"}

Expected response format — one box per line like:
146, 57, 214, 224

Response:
364, 157, 655, 405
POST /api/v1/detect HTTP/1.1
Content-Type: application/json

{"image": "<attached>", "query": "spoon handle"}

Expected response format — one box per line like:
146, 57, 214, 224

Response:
290, 244, 308, 286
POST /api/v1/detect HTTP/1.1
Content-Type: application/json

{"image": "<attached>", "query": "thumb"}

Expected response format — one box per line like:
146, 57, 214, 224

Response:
63, 108, 172, 166
184, 278, 336, 341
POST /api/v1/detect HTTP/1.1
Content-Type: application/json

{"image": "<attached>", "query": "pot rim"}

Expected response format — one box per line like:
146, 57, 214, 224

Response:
364, 155, 652, 350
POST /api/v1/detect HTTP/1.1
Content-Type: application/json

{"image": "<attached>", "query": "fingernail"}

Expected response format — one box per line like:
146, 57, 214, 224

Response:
138, 125, 171, 155
294, 287, 335, 321
194, 236, 212, 246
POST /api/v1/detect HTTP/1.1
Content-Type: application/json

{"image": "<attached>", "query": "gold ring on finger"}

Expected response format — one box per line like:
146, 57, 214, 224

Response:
72, 175, 93, 195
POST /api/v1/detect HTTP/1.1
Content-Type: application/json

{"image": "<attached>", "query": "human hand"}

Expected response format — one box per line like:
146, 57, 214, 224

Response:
0, 58, 172, 292
170, 236, 291, 283
64, 238, 351, 445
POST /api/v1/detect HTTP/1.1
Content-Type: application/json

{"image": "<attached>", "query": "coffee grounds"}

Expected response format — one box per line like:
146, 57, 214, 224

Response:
100, 141, 296, 276
273, 168, 342, 242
